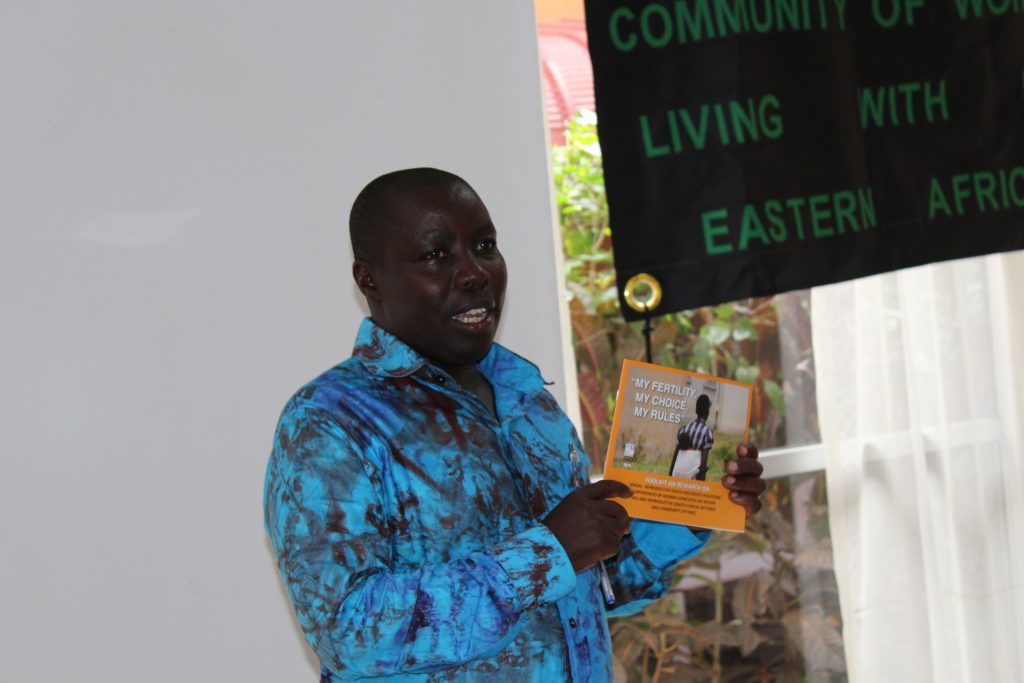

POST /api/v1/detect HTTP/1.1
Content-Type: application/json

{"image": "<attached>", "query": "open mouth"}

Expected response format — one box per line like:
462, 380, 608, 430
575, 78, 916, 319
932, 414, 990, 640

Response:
451, 306, 494, 328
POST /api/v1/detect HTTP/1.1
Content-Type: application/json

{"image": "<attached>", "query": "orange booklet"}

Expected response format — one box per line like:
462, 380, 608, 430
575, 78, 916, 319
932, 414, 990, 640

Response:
602, 359, 753, 532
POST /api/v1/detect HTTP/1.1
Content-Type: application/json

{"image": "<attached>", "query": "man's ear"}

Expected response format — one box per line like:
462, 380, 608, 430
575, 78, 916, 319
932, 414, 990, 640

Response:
353, 261, 381, 301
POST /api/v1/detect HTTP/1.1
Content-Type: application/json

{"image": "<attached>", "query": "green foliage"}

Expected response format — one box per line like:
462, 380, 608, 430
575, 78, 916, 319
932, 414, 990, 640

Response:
553, 111, 618, 319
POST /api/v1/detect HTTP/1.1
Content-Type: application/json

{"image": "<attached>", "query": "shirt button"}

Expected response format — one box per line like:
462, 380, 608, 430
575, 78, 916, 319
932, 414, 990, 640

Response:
568, 617, 578, 628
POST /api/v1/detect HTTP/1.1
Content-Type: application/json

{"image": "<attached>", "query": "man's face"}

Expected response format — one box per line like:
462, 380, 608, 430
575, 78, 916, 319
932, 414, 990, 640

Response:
359, 182, 507, 372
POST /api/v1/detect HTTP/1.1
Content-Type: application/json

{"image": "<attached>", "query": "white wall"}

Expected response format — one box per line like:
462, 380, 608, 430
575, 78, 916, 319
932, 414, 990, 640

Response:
0, 4, 571, 680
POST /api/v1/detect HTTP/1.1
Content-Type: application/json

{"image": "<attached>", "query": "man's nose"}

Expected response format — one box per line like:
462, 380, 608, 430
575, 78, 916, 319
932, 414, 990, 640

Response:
453, 250, 489, 289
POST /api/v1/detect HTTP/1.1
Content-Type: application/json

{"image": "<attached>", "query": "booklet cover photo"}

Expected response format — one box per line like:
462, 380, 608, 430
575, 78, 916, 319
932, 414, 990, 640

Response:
602, 359, 753, 532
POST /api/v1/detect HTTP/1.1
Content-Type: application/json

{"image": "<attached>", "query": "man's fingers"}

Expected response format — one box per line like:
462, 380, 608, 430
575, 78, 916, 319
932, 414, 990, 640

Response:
593, 499, 629, 519
724, 443, 764, 519
725, 457, 764, 477
583, 479, 633, 500
593, 503, 632, 537
735, 442, 759, 459
730, 491, 763, 517
722, 474, 767, 495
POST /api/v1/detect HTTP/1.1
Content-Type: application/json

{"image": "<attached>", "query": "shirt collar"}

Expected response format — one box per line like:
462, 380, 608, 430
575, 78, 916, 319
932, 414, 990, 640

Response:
351, 318, 428, 377
478, 339, 548, 405
352, 317, 549, 406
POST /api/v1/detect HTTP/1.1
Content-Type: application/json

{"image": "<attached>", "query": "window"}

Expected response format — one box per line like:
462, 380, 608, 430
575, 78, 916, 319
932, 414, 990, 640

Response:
549, 109, 846, 681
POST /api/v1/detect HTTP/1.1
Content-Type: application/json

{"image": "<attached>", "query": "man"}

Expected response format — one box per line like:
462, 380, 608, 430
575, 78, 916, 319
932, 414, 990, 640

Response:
264, 168, 766, 681
673, 394, 715, 481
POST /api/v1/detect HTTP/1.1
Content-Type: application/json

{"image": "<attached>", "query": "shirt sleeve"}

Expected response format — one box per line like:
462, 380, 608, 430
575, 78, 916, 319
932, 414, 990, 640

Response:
603, 521, 711, 617
598, 518, 712, 618
564, 428, 710, 617
263, 403, 577, 678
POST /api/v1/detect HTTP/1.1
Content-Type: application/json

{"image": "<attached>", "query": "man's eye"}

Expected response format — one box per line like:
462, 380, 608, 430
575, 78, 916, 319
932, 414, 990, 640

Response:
423, 248, 446, 261
476, 239, 497, 251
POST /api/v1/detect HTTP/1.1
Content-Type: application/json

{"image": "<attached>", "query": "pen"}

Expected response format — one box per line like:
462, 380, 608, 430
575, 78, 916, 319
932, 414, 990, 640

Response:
569, 443, 616, 606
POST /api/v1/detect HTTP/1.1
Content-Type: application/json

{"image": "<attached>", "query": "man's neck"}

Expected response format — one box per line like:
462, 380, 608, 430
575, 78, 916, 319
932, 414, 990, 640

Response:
448, 366, 497, 416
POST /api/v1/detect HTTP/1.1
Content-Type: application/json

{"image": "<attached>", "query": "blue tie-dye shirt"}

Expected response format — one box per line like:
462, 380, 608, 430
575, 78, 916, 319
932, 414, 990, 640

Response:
264, 319, 708, 681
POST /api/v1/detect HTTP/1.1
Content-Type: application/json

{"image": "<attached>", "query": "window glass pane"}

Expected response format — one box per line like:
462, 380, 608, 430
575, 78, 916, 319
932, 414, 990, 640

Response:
612, 472, 847, 682
547, 110, 844, 680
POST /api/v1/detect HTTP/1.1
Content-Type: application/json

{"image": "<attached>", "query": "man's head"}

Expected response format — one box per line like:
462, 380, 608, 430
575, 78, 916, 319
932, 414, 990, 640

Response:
696, 394, 711, 419
350, 168, 507, 373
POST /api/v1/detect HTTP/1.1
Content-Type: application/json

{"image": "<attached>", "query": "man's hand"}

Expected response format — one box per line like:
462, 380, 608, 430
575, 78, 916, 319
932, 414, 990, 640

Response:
542, 480, 633, 573
722, 442, 766, 517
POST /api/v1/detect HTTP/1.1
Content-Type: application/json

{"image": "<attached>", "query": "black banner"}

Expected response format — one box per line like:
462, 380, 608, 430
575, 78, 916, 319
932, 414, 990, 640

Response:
584, 0, 1024, 320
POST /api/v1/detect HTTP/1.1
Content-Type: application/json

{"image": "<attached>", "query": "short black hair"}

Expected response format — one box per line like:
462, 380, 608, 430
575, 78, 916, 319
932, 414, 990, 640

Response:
696, 394, 711, 418
349, 167, 474, 262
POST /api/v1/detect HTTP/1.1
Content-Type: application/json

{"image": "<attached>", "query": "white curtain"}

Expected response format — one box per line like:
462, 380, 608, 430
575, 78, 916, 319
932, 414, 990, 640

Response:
811, 252, 1024, 683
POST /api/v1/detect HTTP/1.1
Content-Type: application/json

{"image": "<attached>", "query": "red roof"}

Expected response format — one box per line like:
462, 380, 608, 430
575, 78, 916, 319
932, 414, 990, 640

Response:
538, 20, 594, 145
